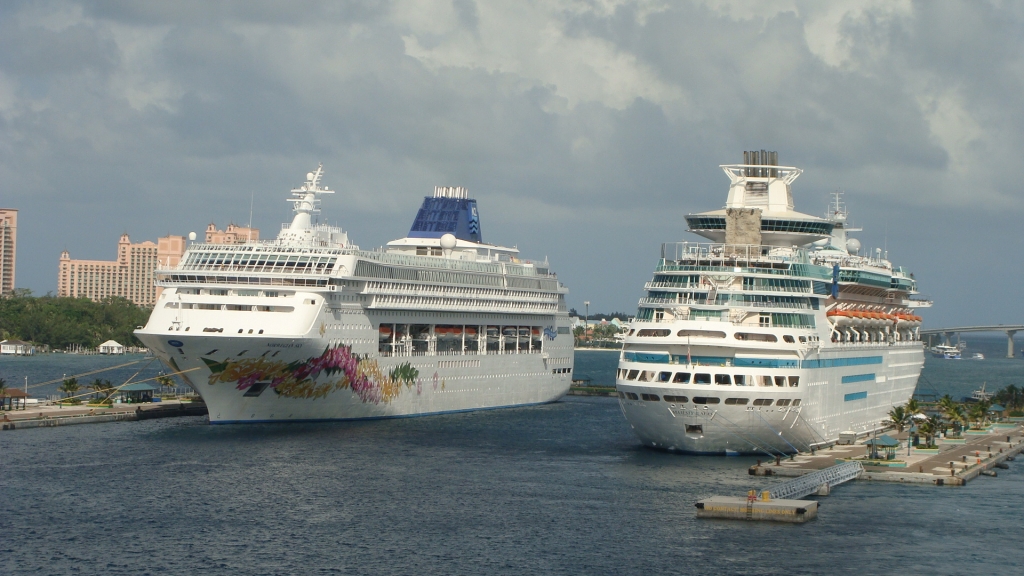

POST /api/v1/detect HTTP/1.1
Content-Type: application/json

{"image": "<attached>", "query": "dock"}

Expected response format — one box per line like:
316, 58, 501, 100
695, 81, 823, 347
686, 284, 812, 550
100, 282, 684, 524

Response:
1, 400, 207, 430
696, 496, 818, 523
698, 424, 1023, 521
748, 424, 1024, 486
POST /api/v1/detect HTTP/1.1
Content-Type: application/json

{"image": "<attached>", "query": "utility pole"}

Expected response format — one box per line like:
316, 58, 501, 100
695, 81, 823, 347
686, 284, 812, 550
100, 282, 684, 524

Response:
584, 301, 590, 347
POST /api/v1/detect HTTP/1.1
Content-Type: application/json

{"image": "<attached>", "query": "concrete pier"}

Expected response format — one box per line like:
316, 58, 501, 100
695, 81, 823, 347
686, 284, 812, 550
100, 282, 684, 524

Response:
696, 496, 818, 523
1, 400, 207, 431
746, 424, 1024, 487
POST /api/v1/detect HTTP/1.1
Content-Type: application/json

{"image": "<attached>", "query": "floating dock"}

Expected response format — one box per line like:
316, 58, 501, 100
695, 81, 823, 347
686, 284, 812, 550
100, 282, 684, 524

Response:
696, 496, 818, 523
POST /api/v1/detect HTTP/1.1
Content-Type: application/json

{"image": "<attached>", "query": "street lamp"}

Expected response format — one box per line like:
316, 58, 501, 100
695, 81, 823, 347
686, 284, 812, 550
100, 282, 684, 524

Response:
584, 301, 590, 347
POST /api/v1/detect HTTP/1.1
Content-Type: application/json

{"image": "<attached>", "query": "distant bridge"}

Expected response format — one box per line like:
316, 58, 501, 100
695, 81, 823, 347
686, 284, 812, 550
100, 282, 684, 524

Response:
919, 325, 1024, 358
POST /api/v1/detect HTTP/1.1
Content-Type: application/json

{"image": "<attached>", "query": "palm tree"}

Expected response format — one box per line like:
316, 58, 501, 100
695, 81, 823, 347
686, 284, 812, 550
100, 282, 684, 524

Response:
918, 418, 935, 448
156, 375, 175, 396
905, 398, 920, 418
59, 377, 80, 399
0, 377, 8, 396
88, 379, 115, 403
968, 400, 991, 429
887, 405, 908, 435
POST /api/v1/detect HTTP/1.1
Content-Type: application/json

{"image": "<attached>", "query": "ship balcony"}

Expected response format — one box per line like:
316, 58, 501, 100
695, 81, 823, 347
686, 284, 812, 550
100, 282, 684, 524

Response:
368, 294, 558, 314
638, 298, 814, 311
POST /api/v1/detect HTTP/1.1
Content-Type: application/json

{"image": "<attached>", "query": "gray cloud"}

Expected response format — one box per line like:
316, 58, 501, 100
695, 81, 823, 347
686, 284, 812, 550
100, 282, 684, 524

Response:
1, 0, 1021, 327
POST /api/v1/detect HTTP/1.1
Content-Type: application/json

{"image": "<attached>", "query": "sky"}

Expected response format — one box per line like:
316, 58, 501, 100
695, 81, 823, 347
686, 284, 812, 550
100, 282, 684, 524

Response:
1, 0, 1022, 328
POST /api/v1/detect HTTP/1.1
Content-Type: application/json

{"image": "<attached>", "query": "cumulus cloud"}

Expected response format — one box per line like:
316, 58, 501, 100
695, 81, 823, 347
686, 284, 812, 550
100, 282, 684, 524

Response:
0, 0, 1021, 324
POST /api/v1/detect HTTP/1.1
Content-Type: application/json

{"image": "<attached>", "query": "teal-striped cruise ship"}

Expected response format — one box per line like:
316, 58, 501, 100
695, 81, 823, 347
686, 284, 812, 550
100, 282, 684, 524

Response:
615, 151, 928, 454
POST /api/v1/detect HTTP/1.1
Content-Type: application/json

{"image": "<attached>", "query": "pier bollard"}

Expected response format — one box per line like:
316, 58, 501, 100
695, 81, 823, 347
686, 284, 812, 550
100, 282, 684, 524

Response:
962, 456, 967, 462
951, 469, 955, 477
775, 456, 781, 466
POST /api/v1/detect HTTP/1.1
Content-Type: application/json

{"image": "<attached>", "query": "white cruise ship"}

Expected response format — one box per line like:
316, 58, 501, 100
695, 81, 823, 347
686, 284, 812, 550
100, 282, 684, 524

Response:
616, 151, 928, 455
135, 166, 573, 423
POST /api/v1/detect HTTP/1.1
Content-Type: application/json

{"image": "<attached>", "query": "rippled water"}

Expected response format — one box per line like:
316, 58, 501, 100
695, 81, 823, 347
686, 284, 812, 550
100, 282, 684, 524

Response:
2, 341, 1022, 575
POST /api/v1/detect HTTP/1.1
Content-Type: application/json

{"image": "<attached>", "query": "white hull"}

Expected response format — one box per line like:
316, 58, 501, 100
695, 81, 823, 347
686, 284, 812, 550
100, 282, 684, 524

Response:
138, 333, 572, 423
617, 343, 923, 454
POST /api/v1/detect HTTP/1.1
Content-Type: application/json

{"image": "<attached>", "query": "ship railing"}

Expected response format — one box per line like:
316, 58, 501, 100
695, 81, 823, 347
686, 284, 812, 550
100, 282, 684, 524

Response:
661, 242, 808, 265
638, 298, 814, 311
364, 285, 559, 303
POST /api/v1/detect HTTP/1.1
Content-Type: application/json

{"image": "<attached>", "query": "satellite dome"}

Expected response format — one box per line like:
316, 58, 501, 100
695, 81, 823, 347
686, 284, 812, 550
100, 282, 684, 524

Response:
440, 233, 457, 251
846, 238, 861, 254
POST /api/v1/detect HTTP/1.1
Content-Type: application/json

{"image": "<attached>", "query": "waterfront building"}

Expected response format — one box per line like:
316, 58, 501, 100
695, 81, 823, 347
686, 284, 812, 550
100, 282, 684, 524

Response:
0, 209, 16, 295
98, 340, 125, 354
0, 339, 34, 355
58, 234, 186, 307
205, 223, 258, 244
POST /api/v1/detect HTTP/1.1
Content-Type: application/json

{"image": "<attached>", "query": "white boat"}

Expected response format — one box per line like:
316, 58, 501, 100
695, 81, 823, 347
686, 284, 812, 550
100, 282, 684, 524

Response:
615, 151, 928, 455
135, 166, 574, 423
970, 352, 984, 360
930, 345, 961, 359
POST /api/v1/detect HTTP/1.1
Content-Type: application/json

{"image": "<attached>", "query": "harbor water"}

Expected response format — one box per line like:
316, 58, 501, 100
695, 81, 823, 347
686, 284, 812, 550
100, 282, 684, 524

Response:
2, 338, 1022, 575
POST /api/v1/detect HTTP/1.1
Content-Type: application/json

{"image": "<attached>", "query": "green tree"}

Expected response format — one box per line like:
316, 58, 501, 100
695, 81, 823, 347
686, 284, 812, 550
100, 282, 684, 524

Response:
887, 405, 909, 435
88, 379, 115, 403
0, 377, 8, 396
156, 375, 175, 396
905, 398, 920, 417
59, 377, 80, 399
968, 401, 991, 429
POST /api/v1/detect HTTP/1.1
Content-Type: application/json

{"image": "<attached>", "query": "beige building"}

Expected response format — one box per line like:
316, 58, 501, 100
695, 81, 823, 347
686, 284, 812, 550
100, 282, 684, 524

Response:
58, 233, 185, 307
0, 209, 16, 295
206, 223, 258, 244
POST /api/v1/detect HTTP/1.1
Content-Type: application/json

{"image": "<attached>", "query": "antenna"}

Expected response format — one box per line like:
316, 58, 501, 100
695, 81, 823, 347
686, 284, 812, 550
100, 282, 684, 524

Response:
248, 191, 254, 242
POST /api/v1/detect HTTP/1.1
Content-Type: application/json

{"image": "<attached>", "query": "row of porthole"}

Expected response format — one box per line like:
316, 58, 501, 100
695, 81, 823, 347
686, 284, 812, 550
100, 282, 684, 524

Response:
619, 369, 799, 387
619, 392, 800, 407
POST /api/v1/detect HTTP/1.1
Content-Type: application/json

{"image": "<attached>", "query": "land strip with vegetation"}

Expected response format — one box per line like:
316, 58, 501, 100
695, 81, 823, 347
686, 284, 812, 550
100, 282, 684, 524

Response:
0, 290, 151, 349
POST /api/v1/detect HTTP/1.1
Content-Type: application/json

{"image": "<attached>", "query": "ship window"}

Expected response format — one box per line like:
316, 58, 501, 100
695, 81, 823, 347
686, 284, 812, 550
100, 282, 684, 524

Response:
715, 374, 732, 385
637, 329, 671, 337
677, 330, 726, 338
783, 335, 795, 343
798, 336, 807, 343
734, 332, 777, 342
685, 425, 703, 435
626, 370, 639, 380
664, 395, 688, 403
694, 373, 711, 384
788, 376, 800, 387
258, 330, 263, 334
753, 399, 773, 406
617, 391, 625, 399
776, 399, 792, 406
725, 398, 749, 405
734, 375, 746, 386
672, 372, 691, 383
792, 399, 801, 406
692, 397, 720, 405
658, 371, 672, 383
626, 392, 639, 400
774, 376, 786, 387
642, 394, 661, 402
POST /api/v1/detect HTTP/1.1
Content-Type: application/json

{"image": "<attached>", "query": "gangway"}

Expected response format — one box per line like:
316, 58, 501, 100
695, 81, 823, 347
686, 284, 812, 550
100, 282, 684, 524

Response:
765, 461, 863, 500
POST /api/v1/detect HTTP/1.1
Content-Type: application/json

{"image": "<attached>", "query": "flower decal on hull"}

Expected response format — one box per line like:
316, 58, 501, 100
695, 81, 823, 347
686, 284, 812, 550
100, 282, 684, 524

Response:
202, 345, 419, 404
